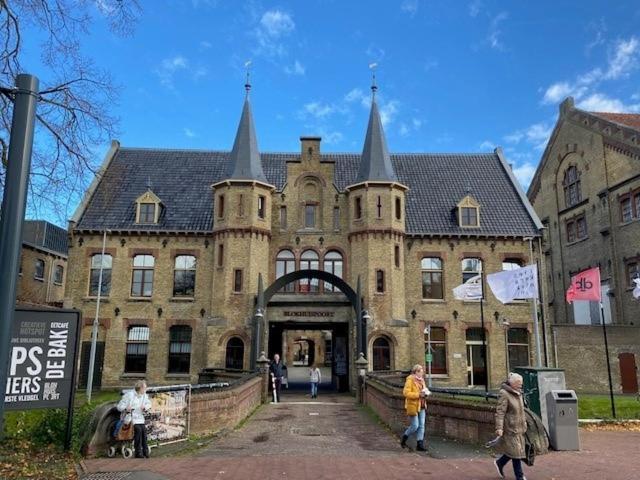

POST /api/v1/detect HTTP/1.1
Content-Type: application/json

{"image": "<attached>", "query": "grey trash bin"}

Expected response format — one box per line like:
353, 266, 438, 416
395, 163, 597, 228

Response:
546, 390, 579, 451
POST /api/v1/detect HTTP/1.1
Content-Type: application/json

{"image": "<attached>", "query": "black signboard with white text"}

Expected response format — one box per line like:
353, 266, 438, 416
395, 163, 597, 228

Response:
4, 308, 81, 410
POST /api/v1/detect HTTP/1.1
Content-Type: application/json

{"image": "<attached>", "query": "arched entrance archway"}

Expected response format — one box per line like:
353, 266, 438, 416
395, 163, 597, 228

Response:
254, 270, 365, 392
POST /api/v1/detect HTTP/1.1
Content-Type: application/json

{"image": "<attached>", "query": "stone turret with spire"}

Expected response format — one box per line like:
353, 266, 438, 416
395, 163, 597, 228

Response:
209, 76, 274, 366
346, 74, 409, 340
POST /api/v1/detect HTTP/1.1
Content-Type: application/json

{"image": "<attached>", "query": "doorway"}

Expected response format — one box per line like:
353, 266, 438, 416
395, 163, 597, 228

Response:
268, 321, 349, 392
466, 328, 487, 387
619, 353, 638, 394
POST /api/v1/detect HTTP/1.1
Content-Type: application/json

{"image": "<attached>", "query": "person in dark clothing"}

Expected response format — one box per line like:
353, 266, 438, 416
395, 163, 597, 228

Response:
269, 353, 284, 402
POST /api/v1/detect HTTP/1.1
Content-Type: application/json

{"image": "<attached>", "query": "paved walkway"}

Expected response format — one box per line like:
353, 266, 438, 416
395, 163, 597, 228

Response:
82, 393, 640, 480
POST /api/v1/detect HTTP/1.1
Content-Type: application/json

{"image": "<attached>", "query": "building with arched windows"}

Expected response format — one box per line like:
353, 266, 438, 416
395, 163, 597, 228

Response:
528, 97, 640, 393
65, 84, 543, 391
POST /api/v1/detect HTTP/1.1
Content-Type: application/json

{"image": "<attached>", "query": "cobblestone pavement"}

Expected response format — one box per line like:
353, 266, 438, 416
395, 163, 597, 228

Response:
83, 393, 640, 480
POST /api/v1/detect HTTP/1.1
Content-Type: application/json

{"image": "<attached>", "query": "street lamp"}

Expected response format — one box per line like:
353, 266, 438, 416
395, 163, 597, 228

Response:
423, 325, 433, 388
500, 318, 510, 374
361, 310, 371, 356
251, 308, 264, 371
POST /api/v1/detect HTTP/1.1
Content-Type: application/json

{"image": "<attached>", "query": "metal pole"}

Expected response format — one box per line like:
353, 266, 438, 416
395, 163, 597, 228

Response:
480, 270, 488, 394
527, 237, 542, 367
600, 302, 616, 419
536, 237, 549, 366
0, 74, 39, 437
426, 324, 432, 388
86, 229, 107, 402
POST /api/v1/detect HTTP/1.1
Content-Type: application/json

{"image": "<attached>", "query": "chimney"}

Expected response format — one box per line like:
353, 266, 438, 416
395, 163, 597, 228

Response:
300, 136, 321, 162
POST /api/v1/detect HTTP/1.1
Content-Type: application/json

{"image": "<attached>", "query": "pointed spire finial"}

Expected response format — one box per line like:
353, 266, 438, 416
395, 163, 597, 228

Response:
244, 60, 252, 96
146, 176, 152, 191
369, 62, 378, 98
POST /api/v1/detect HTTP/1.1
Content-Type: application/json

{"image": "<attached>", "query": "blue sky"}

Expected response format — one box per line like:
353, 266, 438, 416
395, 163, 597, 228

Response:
20, 0, 640, 222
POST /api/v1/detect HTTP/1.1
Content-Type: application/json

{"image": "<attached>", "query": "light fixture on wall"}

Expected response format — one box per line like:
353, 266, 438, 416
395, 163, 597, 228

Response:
200, 308, 206, 318
494, 311, 500, 322
114, 307, 120, 317
157, 307, 163, 318
410, 309, 417, 320
452, 310, 459, 320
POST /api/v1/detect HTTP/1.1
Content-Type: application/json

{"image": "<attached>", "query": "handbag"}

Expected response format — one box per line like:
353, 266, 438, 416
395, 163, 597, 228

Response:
524, 432, 536, 467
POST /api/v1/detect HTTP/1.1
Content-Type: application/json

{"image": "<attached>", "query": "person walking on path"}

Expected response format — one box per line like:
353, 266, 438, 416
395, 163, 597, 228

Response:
309, 364, 322, 399
270, 353, 284, 402
117, 380, 152, 458
400, 364, 431, 452
493, 372, 528, 480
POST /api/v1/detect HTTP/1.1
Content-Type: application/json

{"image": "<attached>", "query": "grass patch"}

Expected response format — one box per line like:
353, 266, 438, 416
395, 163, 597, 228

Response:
578, 394, 640, 420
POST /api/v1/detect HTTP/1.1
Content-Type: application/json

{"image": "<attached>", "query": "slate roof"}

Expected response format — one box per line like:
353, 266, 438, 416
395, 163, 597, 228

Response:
591, 112, 640, 131
23, 220, 68, 256
76, 147, 540, 237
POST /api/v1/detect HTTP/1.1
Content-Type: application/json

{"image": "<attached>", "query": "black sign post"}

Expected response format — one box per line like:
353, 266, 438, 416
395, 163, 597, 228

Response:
5, 308, 81, 450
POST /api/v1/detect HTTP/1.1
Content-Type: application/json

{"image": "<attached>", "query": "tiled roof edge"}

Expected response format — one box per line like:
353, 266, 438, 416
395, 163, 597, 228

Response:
71, 140, 120, 226
495, 147, 543, 231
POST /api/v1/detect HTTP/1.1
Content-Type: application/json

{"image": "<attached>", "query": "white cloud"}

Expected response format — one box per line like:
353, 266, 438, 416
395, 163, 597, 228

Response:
542, 82, 578, 104
479, 140, 496, 150
366, 44, 386, 62
380, 100, 400, 126
254, 9, 295, 58
401, 0, 419, 15
183, 128, 196, 138
316, 128, 343, 145
505, 122, 552, 150
399, 123, 410, 137
399, 118, 422, 137
585, 18, 607, 55
284, 60, 305, 76
604, 37, 639, 80
541, 36, 640, 107
488, 12, 508, 51
424, 59, 439, 71
469, 0, 482, 17
200, 41, 212, 49
577, 93, 640, 113
512, 162, 537, 189
412, 118, 422, 129
260, 9, 295, 37
302, 101, 335, 119
156, 55, 188, 88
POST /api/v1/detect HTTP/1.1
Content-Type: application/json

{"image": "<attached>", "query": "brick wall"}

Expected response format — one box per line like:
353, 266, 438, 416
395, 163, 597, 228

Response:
364, 376, 496, 443
553, 325, 640, 392
189, 375, 262, 435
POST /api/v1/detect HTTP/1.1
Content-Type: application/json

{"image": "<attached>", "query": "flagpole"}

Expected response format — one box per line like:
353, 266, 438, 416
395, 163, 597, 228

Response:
600, 301, 616, 419
526, 237, 542, 367
480, 270, 488, 395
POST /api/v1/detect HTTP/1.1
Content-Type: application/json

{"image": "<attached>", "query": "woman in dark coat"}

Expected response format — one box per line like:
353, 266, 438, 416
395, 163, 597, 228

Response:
493, 372, 528, 480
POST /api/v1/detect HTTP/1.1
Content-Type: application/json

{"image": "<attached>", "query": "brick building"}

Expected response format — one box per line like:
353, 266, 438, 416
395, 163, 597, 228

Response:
17, 220, 68, 306
528, 97, 640, 393
65, 84, 543, 391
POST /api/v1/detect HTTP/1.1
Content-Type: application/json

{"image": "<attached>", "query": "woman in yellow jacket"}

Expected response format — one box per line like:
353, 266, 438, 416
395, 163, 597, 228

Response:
401, 364, 431, 452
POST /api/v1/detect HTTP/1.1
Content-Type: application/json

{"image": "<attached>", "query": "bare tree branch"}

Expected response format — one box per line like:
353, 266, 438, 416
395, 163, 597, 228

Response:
0, 0, 141, 223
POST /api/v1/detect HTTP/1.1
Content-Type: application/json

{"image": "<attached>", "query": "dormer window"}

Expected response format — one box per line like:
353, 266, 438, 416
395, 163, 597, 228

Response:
135, 190, 162, 224
457, 195, 480, 228
139, 203, 156, 223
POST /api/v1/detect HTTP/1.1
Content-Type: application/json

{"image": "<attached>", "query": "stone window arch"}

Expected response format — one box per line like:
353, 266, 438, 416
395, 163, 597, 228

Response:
323, 250, 343, 292
372, 336, 392, 371
225, 337, 245, 370
299, 250, 320, 293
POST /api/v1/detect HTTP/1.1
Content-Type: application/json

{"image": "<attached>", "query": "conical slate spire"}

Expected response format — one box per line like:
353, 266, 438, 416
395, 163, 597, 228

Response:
355, 95, 398, 183
227, 94, 268, 183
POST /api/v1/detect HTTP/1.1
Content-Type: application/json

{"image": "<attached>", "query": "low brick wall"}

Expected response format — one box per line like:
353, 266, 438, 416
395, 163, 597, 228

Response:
364, 375, 496, 444
190, 375, 262, 435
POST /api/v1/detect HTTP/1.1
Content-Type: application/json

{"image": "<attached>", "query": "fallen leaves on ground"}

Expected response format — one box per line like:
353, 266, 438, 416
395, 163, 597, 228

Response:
0, 439, 78, 479
581, 422, 640, 432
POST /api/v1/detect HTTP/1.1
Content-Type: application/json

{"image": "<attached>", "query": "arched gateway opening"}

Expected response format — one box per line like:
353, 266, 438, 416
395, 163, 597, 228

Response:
254, 270, 365, 393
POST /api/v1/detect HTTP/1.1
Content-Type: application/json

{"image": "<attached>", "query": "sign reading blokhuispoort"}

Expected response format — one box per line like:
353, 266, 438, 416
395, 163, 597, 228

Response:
4, 309, 80, 410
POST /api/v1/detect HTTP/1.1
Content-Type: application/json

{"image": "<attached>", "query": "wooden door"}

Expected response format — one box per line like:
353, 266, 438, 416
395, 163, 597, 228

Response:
619, 353, 638, 394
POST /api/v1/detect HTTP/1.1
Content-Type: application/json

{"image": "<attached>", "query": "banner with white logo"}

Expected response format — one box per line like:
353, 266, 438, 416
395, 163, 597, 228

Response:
487, 264, 539, 304
453, 274, 483, 301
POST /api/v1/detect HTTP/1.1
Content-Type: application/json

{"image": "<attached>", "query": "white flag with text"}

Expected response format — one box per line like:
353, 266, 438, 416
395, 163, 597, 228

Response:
633, 278, 640, 300
453, 274, 483, 301
487, 264, 539, 304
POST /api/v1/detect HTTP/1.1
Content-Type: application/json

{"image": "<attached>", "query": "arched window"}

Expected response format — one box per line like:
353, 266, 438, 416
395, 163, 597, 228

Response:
507, 328, 530, 371
173, 255, 196, 297
563, 166, 581, 208
276, 249, 295, 293
225, 337, 244, 370
323, 250, 343, 292
168, 326, 192, 374
125, 326, 149, 373
132, 254, 155, 297
372, 337, 391, 371
299, 250, 319, 293
461, 258, 482, 283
